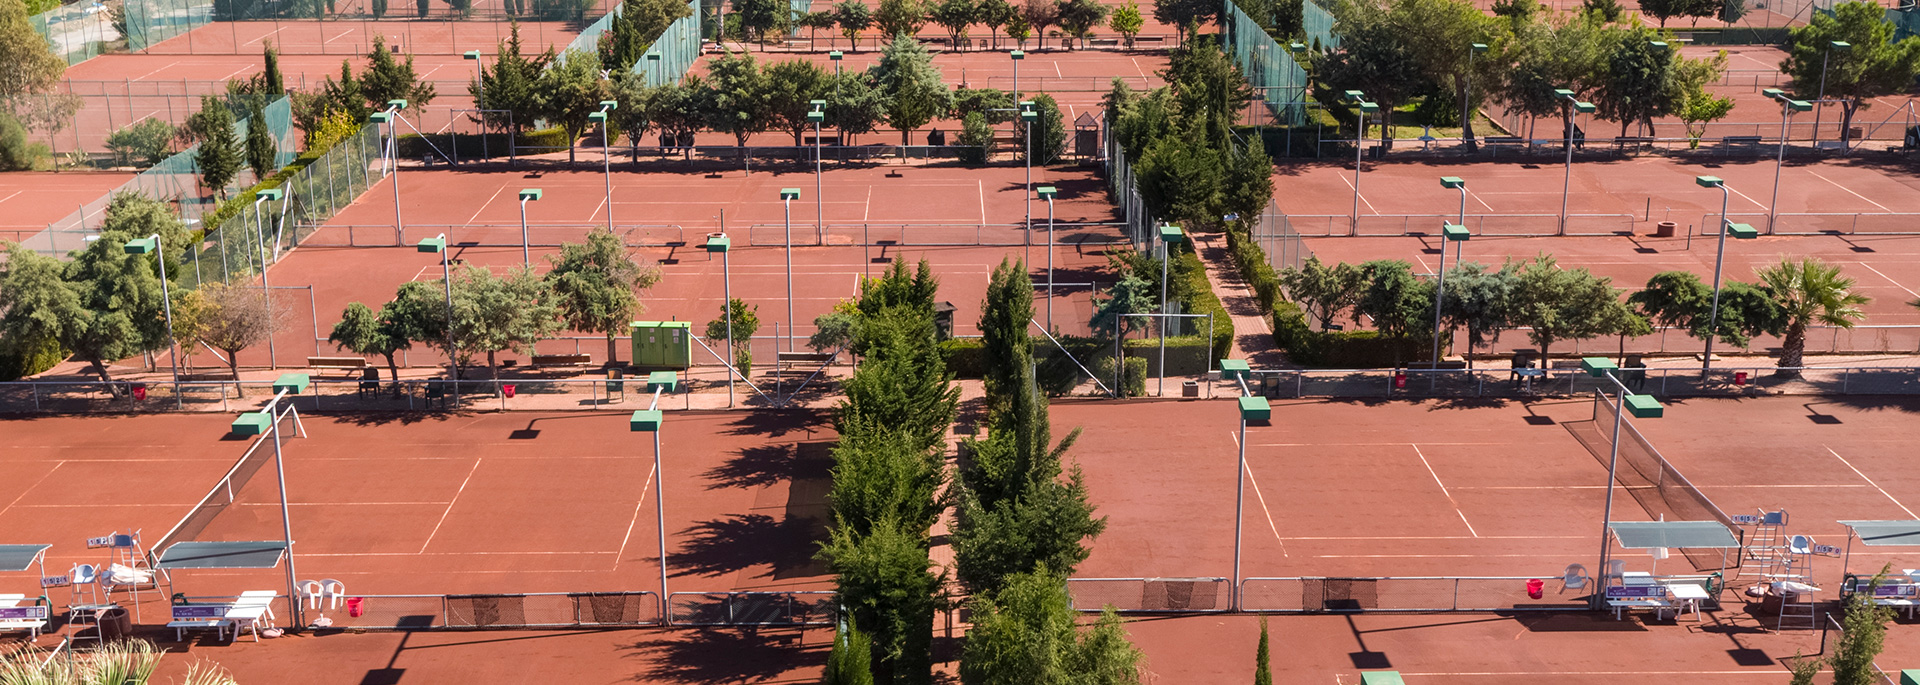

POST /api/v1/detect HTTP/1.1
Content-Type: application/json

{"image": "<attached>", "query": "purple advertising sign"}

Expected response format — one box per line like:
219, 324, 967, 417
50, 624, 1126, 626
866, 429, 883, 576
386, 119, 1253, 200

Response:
171, 605, 228, 620
1604, 586, 1662, 599
0, 606, 50, 620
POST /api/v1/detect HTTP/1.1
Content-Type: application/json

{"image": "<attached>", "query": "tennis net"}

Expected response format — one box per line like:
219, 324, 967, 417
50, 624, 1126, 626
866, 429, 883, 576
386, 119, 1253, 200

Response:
147, 408, 292, 561
1576, 390, 1743, 571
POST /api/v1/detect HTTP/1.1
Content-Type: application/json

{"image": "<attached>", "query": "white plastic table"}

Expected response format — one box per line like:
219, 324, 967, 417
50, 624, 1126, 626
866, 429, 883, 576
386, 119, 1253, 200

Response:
1665, 583, 1709, 622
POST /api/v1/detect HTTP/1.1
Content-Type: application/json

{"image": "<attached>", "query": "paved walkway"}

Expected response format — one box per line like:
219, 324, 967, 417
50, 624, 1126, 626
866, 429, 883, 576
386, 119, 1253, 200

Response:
1190, 232, 1292, 369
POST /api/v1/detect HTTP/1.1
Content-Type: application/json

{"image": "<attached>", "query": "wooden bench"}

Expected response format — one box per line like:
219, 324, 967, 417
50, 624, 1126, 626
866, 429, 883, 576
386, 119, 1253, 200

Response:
1134, 35, 1166, 45
1719, 135, 1763, 154
530, 354, 594, 368
308, 356, 369, 370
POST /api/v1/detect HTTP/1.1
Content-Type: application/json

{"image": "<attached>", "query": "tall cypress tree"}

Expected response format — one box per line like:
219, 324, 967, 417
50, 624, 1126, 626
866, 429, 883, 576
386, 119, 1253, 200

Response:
979, 257, 1033, 414
1255, 616, 1272, 685
262, 42, 284, 95
245, 98, 276, 181
194, 98, 242, 199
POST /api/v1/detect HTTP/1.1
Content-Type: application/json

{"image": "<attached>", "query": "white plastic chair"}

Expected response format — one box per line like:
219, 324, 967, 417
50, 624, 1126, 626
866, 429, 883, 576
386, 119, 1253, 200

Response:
318, 579, 345, 610
1789, 535, 1814, 555
1562, 563, 1589, 591
1604, 559, 1627, 583
68, 564, 101, 606
297, 580, 323, 610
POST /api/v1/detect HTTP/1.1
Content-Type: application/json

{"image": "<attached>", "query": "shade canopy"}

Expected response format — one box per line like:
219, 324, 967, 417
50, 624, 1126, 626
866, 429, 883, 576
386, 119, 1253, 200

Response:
0, 545, 50, 572
1841, 521, 1920, 547
1609, 521, 1740, 550
155, 541, 288, 570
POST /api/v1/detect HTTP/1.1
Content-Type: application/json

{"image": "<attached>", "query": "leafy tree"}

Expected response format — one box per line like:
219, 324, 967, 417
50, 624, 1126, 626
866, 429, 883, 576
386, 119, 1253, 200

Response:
99, 192, 192, 269
1092, 273, 1155, 336
1756, 257, 1870, 375
328, 301, 410, 387
1382, 0, 1504, 152
1222, 136, 1273, 233
1319, 11, 1424, 149
107, 119, 176, 167
1109, 0, 1144, 46
1786, 652, 1822, 685
1028, 93, 1065, 163
1057, 0, 1108, 47
1629, 270, 1783, 351
931, 0, 977, 48
876, 0, 929, 39
977, 0, 1015, 47
1499, 15, 1610, 141
537, 49, 609, 162
1582, 0, 1624, 21
705, 49, 777, 150
958, 111, 993, 164
0, 111, 42, 171
1004, 11, 1031, 48
767, 59, 832, 145
608, 72, 655, 159
818, 517, 940, 685
1355, 260, 1434, 346
245, 100, 277, 182
1490, 0, 1538, 20
871, 36, 951, 145
641, 73, 710, 158
1599, 297, 1652, 362
450, 264, 563, 377
261, 43, 285, 96
811, 299, 860, 352
1832, 567, 1894, 685
1, 227, 169, 386
472, 23, 554, 136
1134, 134, 1221, 227
194, 98, 243, 199
705, 297, 760, 378
839, 311, 960, 451
315, 61, 371, 124
194, 282, 283, 394
835, 0, 874, 50
800, 10, 840, 45
1254, 615, 1272, 685
1638, 0, 1685, 27
0, 0, 70, 126
829, 425, 948, 537
825, 617, 877, 685
1440, 261, 1514, 368
1678, 83, 1735, 148
951, 447, 1104, 593
546, 228, 661, 364
736, 0, 790, 42
1280, 258, 1366, 330
1782, 1, 1920, 150
960, 569, 1142, 685
826, 71, 887, 144
1719, 0, 1745, 23
1020, 0, 1059, 45
1151, 0, 1214, 32
359, 36, 438, 113
1505, 255, 1619, 362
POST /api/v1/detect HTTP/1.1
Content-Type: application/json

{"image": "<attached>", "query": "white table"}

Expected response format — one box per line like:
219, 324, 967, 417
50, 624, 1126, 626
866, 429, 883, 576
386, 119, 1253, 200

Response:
1665, 583, 1709, 622
1608, 598, 1673, 621
226, 591, 277, 642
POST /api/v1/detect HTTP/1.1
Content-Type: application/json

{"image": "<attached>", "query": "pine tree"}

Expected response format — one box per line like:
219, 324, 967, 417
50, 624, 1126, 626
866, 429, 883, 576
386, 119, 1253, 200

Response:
979, 257, 1034, 413
194, 98, 242, 199
1254, 616, 1272, 685
245, 98, 277, 181
824, 617, 876, 685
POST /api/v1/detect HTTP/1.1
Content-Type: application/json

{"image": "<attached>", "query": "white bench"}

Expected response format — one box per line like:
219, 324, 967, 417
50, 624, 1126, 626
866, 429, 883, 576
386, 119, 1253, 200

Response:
0, 596, 52, 639
1605, 585, 1677, 621
169, 591, 279, 642
169, 604, 234, 641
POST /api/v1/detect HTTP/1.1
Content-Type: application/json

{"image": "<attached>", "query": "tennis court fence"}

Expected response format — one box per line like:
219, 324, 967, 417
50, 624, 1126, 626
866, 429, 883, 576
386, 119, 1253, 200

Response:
1237, 576, 1588, 613
667, 591, 836, 626
1700, 211, 1920, 236
1568, 390, 1742, 573
1067, 577, 1233, 613
296, 220, 1130, 249
316, 592, 661, 629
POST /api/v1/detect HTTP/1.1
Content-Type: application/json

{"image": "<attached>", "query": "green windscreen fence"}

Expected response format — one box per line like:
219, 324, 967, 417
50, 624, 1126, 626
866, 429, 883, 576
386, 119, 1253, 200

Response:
789, 0, 808, 35
30, 2, 117, 66
1303, 0, 1338, 51
632, 0, 700, 86
123, 0, 216, 51
22, 96, 296, 259
568, 3, 622, 56
1223, 0, 1308, 127
186, 122, 383, 289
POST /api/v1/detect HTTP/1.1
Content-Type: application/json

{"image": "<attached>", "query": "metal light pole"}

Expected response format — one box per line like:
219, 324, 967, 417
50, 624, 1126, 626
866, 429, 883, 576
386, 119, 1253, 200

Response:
1555, 89, 1595, 236
1692, 176, 1757, 373
265, 393, 301, 628
464, 51, 487, 162
701, 233, 734, 407
1038, 186, 1057, 330
1814, 41, 1851, 144
1762, 89, 1812, 235
1464, 43, 1486, 146
1342, 91, 1375, 237
590, 101, 616, 233
1157, 225, 1186, 397
1433, 178, 1469, 383
418, 234, 459, 400
810, 102, 825, 243
830, 51, 843, 141
371, 100, 406, 244
1579, 357, 1664, 609
516, 189, 542, 266
252, 189, 282, 369
629, 380, 676, 625
1021, 103, 1036, 257
1225, 364, 1266, 612
1011, 49, 1023, 102
124, 235, 179, 400
781, 188, 800, 354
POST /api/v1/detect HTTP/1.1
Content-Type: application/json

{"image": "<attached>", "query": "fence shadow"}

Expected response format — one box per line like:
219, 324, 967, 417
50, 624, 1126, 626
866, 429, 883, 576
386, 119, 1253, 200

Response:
623, 628, 826, 684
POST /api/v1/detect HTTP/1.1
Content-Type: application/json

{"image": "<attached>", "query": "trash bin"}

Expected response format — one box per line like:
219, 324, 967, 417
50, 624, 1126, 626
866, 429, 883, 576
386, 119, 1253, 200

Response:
501, 384, 517, 398
347, 597, 365, 618
131, 383, 147, 401
1526, 579, 1545, 600
99, 606, 131, 640
1734, 371, 1748, 386
1393, 372, 1407, 389
1182, 380, 1199, 398
1654, 221, 1677, 237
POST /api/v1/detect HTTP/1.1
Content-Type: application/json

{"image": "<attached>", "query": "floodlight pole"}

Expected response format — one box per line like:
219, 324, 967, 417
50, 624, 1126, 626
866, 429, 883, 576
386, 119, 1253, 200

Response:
1765, 92, 1809, 235
1350, 110, 1364, 236
653, 424, 668, 619
131, 234, 181, 403
1814, 42, 1849, 145
266, 391, 302, 627
783, 190, 798, 355
1234, 405, 1247, 610
381, 103, 404, 244
435, 234, 458, 403
1046, 194, 1056, 329
519, 193, 534, 266
1593, 371, 1628, 610
1559, 94, 1575, 236
595, 102, 616, 233
252, 194, 278, 369
1159, 230, 1171, 397
723, 247, 734, 407
1703, 180, 1731, 374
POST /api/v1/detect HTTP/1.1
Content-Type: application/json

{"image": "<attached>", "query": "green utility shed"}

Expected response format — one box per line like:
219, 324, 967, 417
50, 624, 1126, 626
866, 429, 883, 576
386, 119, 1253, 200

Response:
630, 321, 692, 370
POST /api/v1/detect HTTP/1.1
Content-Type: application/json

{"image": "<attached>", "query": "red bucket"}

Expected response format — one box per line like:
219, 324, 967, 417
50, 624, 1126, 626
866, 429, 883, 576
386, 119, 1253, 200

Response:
1734, 372, 1748, 386
1393, 373, 1407, 389
502, 384, 517, 398
346, 597, 365, 617
1526, 579, 1545, 600
131, 384, 147, 401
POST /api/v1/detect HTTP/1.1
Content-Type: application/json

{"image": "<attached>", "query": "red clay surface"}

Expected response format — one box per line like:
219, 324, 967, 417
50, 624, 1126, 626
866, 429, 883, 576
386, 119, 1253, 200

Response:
0, 408, 836, 612
251, 163, 1125, 368
140, 17, 588, 57
0, 171, 138, 242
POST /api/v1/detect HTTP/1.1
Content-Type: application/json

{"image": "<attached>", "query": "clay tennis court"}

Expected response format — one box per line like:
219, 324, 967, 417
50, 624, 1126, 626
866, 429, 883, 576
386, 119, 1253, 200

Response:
0, 408, 838, 622
0, 171, 137, 243
247, 163, 1126, 368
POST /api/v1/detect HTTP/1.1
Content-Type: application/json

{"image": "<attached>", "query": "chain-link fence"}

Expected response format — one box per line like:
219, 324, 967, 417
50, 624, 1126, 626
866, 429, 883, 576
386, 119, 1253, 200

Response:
1223, 0, 1308, 128
1253, 198, 1313, 274
30, 2, 117, 66
633, 0, 700, 86
1238, 576, 1585, 613
1302, 0, 1338, 51
1102, 124, 1154, 251
186, 121, 383, 286
122, 0, 215, 51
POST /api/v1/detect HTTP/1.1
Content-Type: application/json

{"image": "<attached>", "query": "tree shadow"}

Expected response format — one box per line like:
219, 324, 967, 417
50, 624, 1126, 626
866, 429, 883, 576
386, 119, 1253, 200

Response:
672, 512, 828, 581
623, 628, 827, 684
721, 407, 831, 439
702, 442, 833, 491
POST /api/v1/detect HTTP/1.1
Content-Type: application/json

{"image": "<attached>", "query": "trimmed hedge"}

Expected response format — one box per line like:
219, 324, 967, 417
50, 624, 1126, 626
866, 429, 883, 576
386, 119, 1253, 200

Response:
941, 335, 1212, 385
1673, 27, 1789, 46
396, 126, 577, 160
1170, 244, 1235, 362
1274, 302, 1443, 368
0, 336, 66, 381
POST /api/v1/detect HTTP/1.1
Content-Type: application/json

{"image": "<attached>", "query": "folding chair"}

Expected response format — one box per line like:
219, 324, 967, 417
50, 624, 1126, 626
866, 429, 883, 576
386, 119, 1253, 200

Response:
357, 368, 380, 398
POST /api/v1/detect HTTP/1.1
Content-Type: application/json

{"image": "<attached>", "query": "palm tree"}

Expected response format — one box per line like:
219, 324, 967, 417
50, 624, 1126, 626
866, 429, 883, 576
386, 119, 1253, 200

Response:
1756, 257, 1871, 377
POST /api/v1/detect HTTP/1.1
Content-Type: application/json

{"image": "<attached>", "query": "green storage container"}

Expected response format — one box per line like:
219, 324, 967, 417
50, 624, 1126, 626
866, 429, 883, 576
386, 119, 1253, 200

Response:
630, 321, 692, 370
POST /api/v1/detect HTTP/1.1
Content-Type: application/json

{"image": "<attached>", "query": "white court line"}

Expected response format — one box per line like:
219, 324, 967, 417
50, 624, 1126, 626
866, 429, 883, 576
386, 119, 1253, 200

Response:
326, 29, 357, 44
1826, 445, 1917, 518
1411, 444, 1477, 538
1281, 535, 1588, 540
1336, 171, 1381, 216
417, 457, 484, 554
132, 61, 184, 81
1468, 189, 1495, 213
612, 455, 658, 571
1856, 262, 1918, 299
1253, 442, 1507, 447
1809, 170, 1893, 212
462, 185, 510, 226
1230, 430, 1287, 557
1312, 553, 1588, 558
235, 501, 453, 506
978, 178, 986, 225
0, 462, 64, 519
303, 550, 617, 557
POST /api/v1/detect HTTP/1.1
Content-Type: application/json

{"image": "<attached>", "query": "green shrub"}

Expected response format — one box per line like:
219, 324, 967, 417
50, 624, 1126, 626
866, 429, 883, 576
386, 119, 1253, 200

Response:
1121, 335, 1211, 376
1092, 355, 1148, 397
396, 127, 564, 160
0, 113, 45, 171
957, 111, 992, 166
0, 335, 67, 381
106, 119, 177, 167
939, 337, 985, 378
1169, 246, 1235, 361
